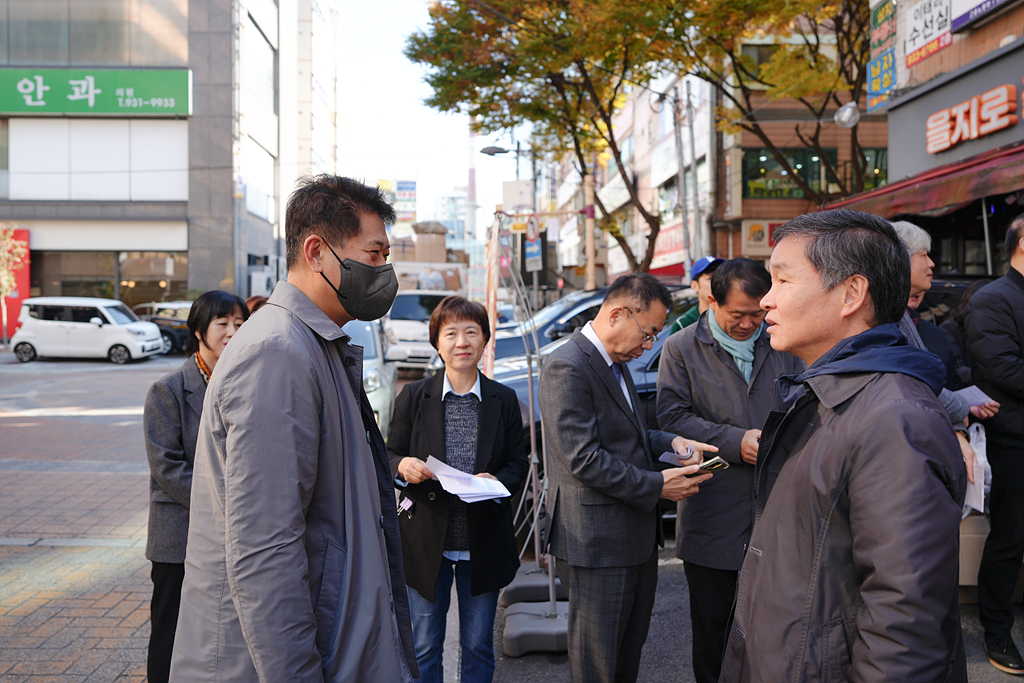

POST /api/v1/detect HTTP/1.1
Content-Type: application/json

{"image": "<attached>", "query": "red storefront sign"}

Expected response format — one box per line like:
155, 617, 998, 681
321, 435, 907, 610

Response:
926, 82, 1019, 154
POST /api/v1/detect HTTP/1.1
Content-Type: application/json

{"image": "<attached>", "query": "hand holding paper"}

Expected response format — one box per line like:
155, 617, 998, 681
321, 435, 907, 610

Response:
425, 456, 511, 503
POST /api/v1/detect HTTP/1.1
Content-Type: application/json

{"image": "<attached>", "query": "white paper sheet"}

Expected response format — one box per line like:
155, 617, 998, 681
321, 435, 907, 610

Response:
955, 385, 994, 407
425, 455, 511, 502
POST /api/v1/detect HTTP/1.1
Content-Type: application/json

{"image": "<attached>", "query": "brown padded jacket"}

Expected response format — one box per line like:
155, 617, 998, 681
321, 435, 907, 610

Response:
720, 337, 967, 683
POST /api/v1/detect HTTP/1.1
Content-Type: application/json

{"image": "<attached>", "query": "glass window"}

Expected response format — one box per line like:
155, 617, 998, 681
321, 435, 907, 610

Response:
242, 136, 276, 221
658, 178, 680, 221
389, 294, 449, 321
342, 321, 379, 359
70, 0, 131, 66
28, 304, 41, 319
155, 305, 189, 319
41, 305, 68, 321
10, 0, 69, 65
242, 13, 276, 113
741, 44, 779, 71
862, 148, 888, 190
70, 306, 104, 323
131, 0, 188, 66
118, 251, 188, 308
0, 0, 8, 65
104, 304, 138, 324
742, 148, 837, 199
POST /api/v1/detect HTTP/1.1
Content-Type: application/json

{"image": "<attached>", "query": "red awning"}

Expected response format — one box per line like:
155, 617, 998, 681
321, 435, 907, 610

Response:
825, 141, 1024, 217
649, 262, 687, 277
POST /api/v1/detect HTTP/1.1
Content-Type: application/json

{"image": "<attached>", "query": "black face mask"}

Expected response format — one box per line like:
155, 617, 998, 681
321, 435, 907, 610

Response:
319, 238, 399, 321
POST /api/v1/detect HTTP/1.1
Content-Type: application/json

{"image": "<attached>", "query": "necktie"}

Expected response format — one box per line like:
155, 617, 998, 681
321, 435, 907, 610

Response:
610, 362, 623, 384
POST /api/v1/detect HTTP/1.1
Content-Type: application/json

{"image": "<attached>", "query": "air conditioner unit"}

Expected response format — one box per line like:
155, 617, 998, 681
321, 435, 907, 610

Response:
247, 268, 275, 298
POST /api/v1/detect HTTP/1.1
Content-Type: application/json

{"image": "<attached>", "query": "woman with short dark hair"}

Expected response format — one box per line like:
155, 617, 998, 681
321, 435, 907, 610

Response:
143, 290, 247, 683
388, 295, 528, 683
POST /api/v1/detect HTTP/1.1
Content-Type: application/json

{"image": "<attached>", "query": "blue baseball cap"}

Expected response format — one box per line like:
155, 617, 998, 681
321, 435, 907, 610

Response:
690, 256, 723, 283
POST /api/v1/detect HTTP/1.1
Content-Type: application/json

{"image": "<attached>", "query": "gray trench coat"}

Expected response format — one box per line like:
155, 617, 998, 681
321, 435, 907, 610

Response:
170, 282, 417, 683
656, 316, 803, 571
144, 355, 205, 564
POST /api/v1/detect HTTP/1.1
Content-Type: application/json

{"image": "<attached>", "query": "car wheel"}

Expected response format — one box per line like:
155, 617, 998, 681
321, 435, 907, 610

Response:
160, 332, 174, 354
108, 344, 131, 364
13, 343, 36, 363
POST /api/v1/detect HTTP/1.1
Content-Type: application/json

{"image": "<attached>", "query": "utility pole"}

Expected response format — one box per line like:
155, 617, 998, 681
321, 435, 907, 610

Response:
686, 79, 703, 261
584, 174, 596, 290
672, 85, 693, 279
531, 146, 539, 309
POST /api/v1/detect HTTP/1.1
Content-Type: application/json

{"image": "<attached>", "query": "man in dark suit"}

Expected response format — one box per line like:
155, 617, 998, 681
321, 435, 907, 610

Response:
539, 273, 716, 683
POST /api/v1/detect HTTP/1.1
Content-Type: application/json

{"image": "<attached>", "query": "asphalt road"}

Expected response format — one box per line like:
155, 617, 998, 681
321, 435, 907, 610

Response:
1, 350, 1021, 682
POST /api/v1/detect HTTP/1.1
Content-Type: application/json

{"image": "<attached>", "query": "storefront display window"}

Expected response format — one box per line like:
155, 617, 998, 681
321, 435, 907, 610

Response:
742, 148, 837, 199
862, 148, 889, 190
28, 250, 187, 306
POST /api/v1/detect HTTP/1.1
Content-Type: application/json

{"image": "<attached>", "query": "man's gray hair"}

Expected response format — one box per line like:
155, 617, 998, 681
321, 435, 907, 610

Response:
891, 221, 933, 256
773, 210, 910, 325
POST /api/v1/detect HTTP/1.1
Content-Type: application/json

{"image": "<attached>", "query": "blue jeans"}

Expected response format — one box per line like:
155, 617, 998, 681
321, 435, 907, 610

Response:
407, 559, 500, 683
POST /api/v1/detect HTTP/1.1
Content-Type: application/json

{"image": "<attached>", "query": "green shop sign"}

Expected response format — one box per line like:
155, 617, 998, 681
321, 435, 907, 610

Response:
0, 68, 191, 116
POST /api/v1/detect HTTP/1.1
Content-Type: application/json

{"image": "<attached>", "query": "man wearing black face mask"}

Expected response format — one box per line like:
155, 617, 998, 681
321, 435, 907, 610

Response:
170, 176, 418, 682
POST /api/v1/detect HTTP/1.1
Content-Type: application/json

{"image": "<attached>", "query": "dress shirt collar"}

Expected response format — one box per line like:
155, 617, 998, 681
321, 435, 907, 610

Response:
582, 321, 615, 368
442, 370, 482, 401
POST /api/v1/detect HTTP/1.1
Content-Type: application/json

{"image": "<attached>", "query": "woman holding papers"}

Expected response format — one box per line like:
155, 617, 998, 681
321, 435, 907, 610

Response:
389, 296, 528, 683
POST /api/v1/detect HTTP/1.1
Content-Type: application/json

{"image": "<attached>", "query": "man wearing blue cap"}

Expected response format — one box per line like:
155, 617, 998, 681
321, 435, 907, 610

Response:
669, 256, 723, 335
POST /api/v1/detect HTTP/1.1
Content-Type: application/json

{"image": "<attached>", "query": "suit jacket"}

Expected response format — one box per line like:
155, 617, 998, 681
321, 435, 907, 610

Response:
170, 282, 417, 683
388, 371, 528, 602
539, 329, 676, 568
144, 355, 205, 564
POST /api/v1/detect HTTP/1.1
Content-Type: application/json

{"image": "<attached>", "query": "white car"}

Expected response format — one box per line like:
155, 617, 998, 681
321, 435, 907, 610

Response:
384, 290, 456, 371
342, 319, 406, 439
11, 297, 164, 364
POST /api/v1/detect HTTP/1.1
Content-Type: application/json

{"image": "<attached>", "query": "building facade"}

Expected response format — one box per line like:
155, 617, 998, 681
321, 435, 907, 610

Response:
549, 56, 888, 287
0, 0, 341, 315
831, 0, 1024, 275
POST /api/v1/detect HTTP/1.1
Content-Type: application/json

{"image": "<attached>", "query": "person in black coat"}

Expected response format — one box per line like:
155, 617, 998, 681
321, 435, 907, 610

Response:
143, 291, 247, 683
388, 296, 528, 683
968, 217, 1024, 674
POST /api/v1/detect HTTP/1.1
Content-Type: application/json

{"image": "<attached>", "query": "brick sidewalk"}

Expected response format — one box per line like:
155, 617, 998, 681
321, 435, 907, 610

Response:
0, 545, 150, 682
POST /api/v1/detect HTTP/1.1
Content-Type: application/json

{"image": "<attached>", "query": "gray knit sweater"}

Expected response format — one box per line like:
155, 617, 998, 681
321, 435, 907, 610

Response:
443, 393, 480, 552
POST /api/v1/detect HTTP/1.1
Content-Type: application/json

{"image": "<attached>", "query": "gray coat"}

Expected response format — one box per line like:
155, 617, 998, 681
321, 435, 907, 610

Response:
656, 316, 803, 571
539, 330, 676, 568
170, 282, 417, 683
143, 355, 205, 564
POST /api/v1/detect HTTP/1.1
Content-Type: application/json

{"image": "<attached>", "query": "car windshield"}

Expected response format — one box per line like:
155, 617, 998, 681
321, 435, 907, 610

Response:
156, 305, 190, 319
506, 296, 583, 335
104, 304, 139, 324
390, 294, 448, 321
342, 321, 378, 359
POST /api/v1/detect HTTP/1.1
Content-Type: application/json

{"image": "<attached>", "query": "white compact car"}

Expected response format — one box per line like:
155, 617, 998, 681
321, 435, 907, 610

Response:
11, 297, 164, 364
383, 290, 455, 371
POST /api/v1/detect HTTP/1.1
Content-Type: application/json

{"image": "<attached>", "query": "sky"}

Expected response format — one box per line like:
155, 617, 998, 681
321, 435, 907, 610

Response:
337, 0, 525, 240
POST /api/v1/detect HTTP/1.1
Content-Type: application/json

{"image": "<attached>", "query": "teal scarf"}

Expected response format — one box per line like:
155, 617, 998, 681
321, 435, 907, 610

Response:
707, 310, 761, 383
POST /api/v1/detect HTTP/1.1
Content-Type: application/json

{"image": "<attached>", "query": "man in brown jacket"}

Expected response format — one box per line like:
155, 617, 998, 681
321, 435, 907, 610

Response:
719, 209, 967, 683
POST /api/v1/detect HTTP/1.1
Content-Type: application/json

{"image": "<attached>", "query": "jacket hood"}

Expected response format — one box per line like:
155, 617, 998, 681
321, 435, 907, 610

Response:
777, 323, 946, 408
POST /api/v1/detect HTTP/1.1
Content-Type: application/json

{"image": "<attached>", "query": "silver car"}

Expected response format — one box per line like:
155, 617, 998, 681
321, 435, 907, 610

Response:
342, 319, 405, 439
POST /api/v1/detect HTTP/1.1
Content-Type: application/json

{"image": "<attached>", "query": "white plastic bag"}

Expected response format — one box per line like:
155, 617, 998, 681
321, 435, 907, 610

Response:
966, 422, 991, 515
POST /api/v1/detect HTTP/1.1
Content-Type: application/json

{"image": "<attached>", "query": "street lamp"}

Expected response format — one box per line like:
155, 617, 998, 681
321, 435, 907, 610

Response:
834, 102, 860, 129
480, 145, 511, 156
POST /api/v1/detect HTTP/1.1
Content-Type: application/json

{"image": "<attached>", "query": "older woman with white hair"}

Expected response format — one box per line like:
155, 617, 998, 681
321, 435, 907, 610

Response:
891, 220, 999, 484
